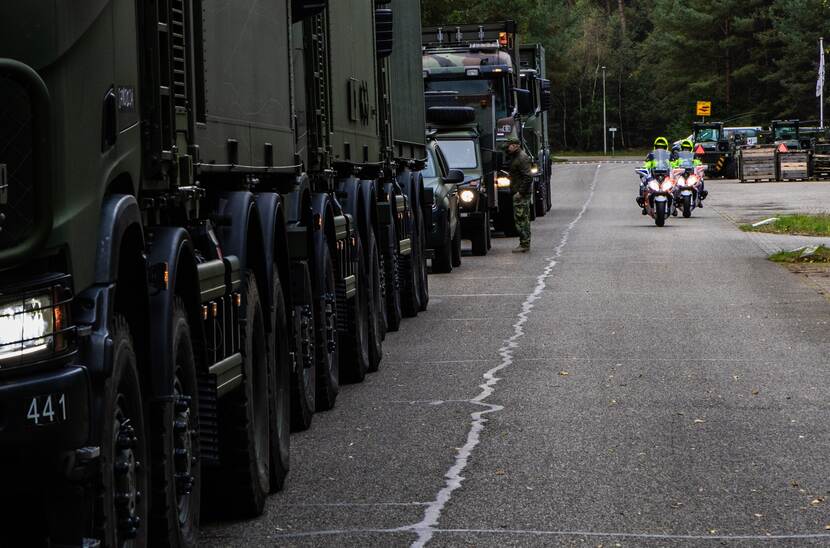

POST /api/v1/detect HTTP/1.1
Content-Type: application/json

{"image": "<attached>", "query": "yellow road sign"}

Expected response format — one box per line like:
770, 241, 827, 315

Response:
696, 101, 712, 117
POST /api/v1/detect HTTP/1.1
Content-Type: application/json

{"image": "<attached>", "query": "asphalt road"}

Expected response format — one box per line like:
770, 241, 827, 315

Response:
203, 163, 830, 547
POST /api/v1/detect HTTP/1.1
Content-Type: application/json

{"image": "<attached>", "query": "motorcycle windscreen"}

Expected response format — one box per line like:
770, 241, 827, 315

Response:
652, 149, 672, 173
676, 151, 695, 168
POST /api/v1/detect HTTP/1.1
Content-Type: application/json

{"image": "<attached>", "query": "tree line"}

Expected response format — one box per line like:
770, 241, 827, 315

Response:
421, 0, 830, 151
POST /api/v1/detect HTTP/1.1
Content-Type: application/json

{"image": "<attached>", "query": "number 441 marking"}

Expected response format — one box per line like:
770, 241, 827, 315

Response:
27, 393, 67, 425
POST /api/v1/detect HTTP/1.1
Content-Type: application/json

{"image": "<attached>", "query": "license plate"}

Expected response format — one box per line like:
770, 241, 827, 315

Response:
26, 393, 68, 426
460, 212, 470, 218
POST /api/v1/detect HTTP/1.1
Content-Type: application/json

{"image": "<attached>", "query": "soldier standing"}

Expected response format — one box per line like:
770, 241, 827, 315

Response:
504, 136, 533, 253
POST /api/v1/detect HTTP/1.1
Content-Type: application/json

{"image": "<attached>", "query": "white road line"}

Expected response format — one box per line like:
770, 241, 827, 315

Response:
408, 164, 602, 548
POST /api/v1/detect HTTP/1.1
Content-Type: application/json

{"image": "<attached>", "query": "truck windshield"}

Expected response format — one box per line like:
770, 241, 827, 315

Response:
695, 128, 720, 142
425, 78, 509, 118
774, 126, 797, 141
437, 139, 478, 169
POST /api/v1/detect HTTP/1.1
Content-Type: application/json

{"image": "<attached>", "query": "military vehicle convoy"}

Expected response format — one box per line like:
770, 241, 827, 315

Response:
0, 0, 429, 545
422, 21, 551, 235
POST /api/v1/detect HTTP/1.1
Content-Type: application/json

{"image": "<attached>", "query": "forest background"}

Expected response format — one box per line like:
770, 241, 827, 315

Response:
421, 0, 830, 151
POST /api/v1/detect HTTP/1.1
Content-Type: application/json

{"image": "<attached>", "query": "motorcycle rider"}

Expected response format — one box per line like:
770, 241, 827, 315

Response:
672, 139, 708, 207
637, 136, 671, 210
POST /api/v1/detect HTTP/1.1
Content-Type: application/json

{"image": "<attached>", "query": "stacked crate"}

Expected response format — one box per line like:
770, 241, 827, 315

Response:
739, 146, 777, 182
777, 151, 811, 181
813, 144, 830, 179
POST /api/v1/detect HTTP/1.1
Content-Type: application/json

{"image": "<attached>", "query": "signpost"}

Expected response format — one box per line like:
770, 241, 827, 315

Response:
609, 127, 617, 157
696, 101, 712, 119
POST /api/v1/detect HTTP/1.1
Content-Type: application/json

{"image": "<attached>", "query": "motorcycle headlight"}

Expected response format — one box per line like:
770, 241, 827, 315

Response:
647, 180, 660, 191
687, 175, 698, 185
459, 189, 476, 203
675, 176, 685, 187
0, 293, 54, 362
496, 176, 511, 188
660, 180, 674, 191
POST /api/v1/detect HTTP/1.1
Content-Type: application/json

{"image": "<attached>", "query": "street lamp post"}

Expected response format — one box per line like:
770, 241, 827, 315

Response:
602, 66, 607, 155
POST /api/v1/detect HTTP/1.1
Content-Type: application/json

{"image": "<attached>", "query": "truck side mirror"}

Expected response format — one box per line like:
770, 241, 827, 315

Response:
375, 9, 394, 58
443, 169, 465, 185
513, 88, 533, 116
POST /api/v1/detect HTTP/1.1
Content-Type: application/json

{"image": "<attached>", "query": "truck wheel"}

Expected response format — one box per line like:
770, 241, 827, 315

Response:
432, 228, 452, 273
341, 236, 370, 383
267, 272, 291, 491
529, 183, 537, 222
314, 246, 339, 411
215, 272, 270, 516
486, 210, 492, 250
535, 179, 547, 217
290, 264, 316, 431
451, 222, 462, 268
471, 214, 488, 256
401, 205, 423, 318
151, 300, 201, 548
366, 232, 383, 372
383, 222, 402, 333
96, 315, 149, 547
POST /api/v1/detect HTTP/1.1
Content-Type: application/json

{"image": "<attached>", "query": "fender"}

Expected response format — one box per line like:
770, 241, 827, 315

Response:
336, 176, 375, 242
93, 194, 144, 284
214, 191, 267, 300
310, 191, 338, 272
254, 192, 292, 330
358, 179, 379, 241
282, 174, 312, 225
145, 227, 202, 399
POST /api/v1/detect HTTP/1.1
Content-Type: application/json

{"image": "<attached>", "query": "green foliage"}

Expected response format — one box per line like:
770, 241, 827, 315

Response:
422, 0, 830, 151
740, 213, 830, 236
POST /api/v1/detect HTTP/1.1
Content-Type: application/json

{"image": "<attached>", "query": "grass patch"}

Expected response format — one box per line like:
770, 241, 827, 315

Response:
740, 214, 830, 237
769, 245, 830, 263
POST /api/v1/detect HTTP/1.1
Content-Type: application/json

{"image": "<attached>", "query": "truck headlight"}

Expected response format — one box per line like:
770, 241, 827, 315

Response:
0, 285, 73, 365
0, 293, 54, 362
530, 165, 539, 175
496, 176, 511, 188
459, 189, 476, 203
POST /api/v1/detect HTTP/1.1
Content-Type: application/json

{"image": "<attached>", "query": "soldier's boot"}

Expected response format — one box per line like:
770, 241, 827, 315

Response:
512, 246, 529, 253
635, 196, 644, 208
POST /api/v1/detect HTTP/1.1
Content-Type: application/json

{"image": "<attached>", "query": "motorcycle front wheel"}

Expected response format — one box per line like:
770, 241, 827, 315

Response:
655, 201, 667, 227
682, 195, 692, 218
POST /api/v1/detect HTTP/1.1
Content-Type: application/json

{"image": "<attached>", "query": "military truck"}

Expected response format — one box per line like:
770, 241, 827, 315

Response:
0, 0, 427, 545
422, 21, 538, 236
425, 105, 491, 258
692, 122, 738, 178
519, 44, 553, 217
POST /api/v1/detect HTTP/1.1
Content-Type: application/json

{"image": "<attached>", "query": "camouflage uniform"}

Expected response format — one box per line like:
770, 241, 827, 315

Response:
507, 147, 533, 249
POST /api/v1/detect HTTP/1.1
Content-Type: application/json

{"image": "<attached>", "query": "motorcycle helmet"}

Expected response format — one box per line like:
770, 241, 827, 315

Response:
680, 139, 693, 151
653, 136, 669, 150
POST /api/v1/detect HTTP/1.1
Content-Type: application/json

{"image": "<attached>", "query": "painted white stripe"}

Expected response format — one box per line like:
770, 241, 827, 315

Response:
408, 164, 603, 548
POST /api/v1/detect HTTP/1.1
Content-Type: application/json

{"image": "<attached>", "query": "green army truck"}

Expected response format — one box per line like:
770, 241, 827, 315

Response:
519, 43, 553, 217
0, 0, 427, 545
422, 21, 539, 236
693, 122, 738, 178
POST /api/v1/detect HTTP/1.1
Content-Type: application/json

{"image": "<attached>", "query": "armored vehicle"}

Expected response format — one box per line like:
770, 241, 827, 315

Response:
0, 0, 427, 544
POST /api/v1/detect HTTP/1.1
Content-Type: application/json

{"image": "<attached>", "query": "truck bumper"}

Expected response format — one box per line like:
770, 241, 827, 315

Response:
0, 365, 90, 449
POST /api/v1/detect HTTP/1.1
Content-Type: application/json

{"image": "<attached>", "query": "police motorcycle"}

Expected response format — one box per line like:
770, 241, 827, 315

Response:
671, 151, 706, 218
635, 149, 675, 227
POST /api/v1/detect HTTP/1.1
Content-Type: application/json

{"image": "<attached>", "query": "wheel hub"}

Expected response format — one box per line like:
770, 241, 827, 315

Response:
172, 389, 196, 523
114, 412, 141, 543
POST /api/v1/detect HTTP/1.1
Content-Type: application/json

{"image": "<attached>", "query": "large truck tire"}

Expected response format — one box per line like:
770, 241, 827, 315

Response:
471, 211, 489, 256
267, 272, 291, 491
290, 264, 316, 431
213, 273, 271, 517
451, 224, 462, 268
340, 236, 370, 383
365, 231, 383, 372
432, 228, 452, 273
535, 179, 547, 218
401, 189, 426, 318
314, 246, 340, 411
382, 217, 403, 333
96, 315, 149, 546
150, 299, 201, 548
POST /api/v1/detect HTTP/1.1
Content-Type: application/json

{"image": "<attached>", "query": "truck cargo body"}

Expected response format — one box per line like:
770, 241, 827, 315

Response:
0, 0, 428, 544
